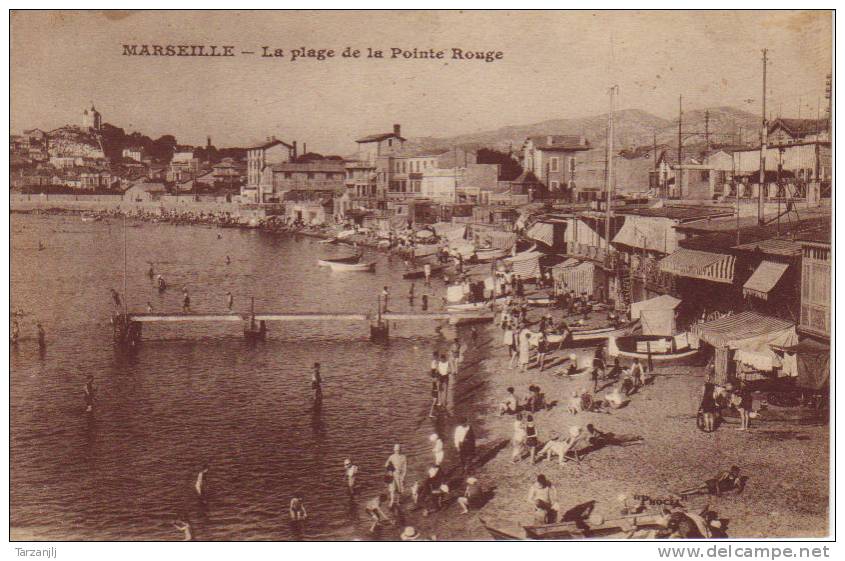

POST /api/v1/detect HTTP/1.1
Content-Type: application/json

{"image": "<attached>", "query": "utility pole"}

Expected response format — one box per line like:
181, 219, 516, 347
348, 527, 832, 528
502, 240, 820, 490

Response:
758, 48, 768, 225
677, 95, 683, 199
606, 85, 618, 251
825, 74, 832, 133
704, 109, 710, 152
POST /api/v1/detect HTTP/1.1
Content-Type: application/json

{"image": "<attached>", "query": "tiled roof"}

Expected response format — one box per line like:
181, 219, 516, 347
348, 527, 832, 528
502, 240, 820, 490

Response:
247, 138, 293, 150
355, 132, 406, 143
768, 118, 827, 138
528, 135, 590, 151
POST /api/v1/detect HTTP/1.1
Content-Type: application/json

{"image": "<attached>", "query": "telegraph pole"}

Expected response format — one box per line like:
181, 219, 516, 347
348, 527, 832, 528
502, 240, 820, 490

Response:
825, 74, 832, 133
677, 95, 683, 198
704, 109, 710, 151
758, 48, 768, 225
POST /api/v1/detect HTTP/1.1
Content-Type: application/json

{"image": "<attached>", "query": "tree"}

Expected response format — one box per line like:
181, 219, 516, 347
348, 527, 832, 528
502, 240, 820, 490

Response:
476, 148, 523, 181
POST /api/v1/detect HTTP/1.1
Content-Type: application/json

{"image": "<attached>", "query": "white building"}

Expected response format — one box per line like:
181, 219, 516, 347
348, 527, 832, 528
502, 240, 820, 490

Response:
82, 104, 102, 131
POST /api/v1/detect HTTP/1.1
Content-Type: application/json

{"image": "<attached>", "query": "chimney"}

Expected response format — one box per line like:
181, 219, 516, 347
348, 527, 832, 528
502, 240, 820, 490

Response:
303, 142, 307, 155
292, 141, 298, 160
394, 124, 401, 137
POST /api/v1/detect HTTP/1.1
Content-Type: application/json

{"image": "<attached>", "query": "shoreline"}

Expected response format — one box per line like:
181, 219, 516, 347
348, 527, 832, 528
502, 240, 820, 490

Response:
11, 213, 829, 541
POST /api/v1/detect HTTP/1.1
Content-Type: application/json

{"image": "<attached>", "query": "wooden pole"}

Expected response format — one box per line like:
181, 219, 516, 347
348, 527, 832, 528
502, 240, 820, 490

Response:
759, 48, 768, 225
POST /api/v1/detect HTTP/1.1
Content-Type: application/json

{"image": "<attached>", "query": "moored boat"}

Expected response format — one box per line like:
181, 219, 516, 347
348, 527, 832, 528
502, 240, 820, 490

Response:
402, 264, 446, 279
328, 261, 376, 272
317, 253, 361, 267
481, 513, 668, 540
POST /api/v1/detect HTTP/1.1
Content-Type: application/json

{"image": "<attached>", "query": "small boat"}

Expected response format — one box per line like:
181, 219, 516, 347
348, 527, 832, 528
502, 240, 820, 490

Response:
481, 513, 668, 541
609, 334, 701, 364
569, 320, 639, 342
328, 261, 375, 272
402, 264, 446, 279
317, 238, 337, 244
446, 297, 507, 312
474, 247, 509, 262
317, 253, 361, 267
526, 295, 555, 306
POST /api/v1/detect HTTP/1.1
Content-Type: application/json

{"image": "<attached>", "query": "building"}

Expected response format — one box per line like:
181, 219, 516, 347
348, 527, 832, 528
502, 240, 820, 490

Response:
122, 146, 144, 162
386, 152, 441, 200
766, 118, 829, 145
344, 160, 380, 210
243, 137, 295, 202
522, 135, 591, 199
123, 181, 167, 202
797, 228, 830, 341
354, 124, 405, 165
258, 161, 346, 203
80, 171, 114, 191
82, 104, 102, 131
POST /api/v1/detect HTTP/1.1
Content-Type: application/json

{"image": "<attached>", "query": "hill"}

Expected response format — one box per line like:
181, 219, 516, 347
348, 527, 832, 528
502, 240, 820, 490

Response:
404, 106, 760, 154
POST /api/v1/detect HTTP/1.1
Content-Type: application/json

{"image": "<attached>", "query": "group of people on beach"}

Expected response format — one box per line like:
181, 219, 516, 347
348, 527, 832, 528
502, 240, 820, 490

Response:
698, 365, 755, 432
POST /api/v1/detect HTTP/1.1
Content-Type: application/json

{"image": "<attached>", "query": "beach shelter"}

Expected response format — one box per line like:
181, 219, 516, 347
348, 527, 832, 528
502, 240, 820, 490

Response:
505, 250, 542, 280
629, 294, 682, 336
691, 311, 798, 383
552, 258, 596, 297
526, 221, 555, 247
773, 339, 830, 390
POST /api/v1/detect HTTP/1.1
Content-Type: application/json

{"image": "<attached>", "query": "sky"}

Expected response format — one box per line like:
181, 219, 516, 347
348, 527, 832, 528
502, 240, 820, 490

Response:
10, 10, 833, 155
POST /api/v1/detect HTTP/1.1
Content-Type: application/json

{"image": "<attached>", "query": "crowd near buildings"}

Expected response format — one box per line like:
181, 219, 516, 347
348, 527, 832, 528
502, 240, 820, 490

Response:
10, 99, 832, 390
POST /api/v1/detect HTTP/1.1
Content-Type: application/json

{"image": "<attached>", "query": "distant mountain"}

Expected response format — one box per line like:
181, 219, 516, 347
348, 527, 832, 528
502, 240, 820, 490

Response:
404, 106, 761, 154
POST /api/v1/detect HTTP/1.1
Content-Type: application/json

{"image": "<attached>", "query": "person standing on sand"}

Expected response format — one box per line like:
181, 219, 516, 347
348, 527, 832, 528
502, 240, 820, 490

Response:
518, 328, 531, 372
424, 262, 432, 286
408, 283, 415, 306
512, 415, 527, 462
385, 444, 408, 495
454, 418, 476, 473
430, 433, 444, 466
436, 354, 450, 407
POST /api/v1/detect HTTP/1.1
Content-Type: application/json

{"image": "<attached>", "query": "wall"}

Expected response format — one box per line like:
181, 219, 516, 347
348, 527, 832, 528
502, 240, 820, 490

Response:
10, 193, 246, 216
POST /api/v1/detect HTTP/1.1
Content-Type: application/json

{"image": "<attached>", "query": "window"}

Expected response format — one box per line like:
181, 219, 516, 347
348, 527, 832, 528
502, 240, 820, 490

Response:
550, 157, 559, 172
388, 139, 393, 147
550, 180, 560, 191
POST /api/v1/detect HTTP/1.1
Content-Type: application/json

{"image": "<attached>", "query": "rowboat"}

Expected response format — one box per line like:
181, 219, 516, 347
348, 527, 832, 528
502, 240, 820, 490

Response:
402, 264, 446, 279
446, 297, 507, 312
609, 335, 701, 364
328, 261, 375, 272
569, 320, 639, 343
474, 247, 509, 262
480, 513, 667, 540
317, 238, 337, 244
526, 295, 555, 306
317, 253, 361, 267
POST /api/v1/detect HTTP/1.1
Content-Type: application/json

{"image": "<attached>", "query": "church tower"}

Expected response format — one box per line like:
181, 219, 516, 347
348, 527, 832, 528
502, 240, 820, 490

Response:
82, 104, 102, 130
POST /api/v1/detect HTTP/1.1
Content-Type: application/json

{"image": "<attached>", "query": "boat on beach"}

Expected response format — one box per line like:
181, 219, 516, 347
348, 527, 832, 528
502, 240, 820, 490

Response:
480, 513, 667, 540
568, 320, 639, 342
609, 334, 701, 363
474, 247, 510, 262
328, 261, 376, 272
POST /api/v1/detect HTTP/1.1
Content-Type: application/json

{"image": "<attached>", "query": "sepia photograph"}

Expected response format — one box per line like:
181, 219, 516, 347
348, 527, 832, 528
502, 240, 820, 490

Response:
7, 8, 834, 546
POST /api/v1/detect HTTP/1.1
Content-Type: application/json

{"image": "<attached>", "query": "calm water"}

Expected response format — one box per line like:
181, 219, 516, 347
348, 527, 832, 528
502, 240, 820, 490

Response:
10, 214, 485, 541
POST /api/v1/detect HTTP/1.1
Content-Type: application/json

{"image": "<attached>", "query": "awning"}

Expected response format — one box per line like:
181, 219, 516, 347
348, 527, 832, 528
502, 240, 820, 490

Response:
505, 250, 542, 279
691, 311, 796, 350
612, 217, 676, 253
527, 222, 555, 247
743, 260, 789, 300
659, 248, 735, 284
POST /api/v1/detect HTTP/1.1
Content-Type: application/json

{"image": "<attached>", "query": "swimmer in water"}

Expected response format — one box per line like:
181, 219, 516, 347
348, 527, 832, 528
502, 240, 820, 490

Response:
289, 496, 307, 521
173, 520, 193, 541
36, 323, 46, 348
146, 302, 154, 313
225, 255, 231, 265
195, 465, 209, 498
147, 264, 155, 279
83, 375, 95, 412
226, 291, 234, 311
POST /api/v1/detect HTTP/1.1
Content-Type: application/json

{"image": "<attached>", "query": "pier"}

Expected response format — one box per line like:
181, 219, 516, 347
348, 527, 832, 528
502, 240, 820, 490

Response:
113, 309, 493, 345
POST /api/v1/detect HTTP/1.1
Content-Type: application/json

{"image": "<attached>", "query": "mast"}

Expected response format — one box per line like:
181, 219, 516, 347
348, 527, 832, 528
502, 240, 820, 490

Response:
605, 85, 617, 250
758, 48, 768, 225
123, 214, 127, 315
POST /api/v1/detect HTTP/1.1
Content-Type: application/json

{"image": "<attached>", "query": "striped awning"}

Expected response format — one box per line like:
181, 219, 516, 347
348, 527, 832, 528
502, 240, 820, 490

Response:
505, 251, 542, 279
659, 249, 735, 284
691, 311, 795, 349
743, 260, 789, 300
527, 222, 555, 247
